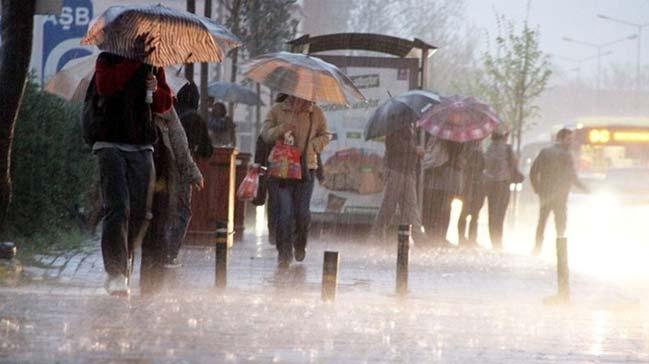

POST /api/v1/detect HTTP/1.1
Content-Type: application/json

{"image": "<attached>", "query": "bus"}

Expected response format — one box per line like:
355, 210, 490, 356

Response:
522, 117, 649, 206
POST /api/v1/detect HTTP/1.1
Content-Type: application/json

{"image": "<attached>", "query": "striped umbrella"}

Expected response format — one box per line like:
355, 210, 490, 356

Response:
417, 95, 502, 142
81, 4, 241, 67
241, 52, 365, 105
43, 54, 189, 102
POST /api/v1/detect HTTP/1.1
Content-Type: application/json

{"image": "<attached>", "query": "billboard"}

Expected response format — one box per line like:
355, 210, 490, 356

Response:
310, 56, 419, 224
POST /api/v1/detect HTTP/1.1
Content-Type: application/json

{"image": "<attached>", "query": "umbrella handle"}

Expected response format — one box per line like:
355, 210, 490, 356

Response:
145, 67, 155, 104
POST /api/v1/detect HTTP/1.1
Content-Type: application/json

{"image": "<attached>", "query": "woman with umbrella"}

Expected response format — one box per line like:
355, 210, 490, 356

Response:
244, 51, 364, 269
418, 96, 501, 248
260, 95, 330, 268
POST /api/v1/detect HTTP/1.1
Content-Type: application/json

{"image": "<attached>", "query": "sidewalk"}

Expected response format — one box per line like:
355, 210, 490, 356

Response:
1, 227, 648, 363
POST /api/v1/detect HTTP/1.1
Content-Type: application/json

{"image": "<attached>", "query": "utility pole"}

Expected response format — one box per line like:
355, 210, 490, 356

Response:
200, 0, 213, 121
185, 0, 196, 82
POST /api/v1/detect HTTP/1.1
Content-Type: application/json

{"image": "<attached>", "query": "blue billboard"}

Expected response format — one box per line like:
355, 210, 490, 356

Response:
41, 0, 94, 84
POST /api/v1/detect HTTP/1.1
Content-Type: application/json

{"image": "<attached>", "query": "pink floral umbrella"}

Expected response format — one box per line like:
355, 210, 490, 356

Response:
417, 95, 502, 142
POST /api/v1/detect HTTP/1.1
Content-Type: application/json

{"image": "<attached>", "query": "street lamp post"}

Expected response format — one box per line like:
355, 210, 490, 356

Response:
597, 14, 649, 106
562, 34, 637, 108
555, 51, 613, 83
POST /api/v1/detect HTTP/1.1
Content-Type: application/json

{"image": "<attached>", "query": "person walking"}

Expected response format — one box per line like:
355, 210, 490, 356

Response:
208, 101, 236, 147
457, 142, 485, 248
422, 139, 465, 248
88, 52, 173, 296
530, 128, 588, 256
261, 95, 330, 269
482, 127, 516, 250
371, 122, 425, 241
165, 83, 211, 268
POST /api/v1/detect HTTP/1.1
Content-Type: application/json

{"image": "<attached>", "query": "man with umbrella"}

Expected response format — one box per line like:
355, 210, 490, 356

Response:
81, 4, 241, 295
90, 50, 173, 296
370, 122, 425, 241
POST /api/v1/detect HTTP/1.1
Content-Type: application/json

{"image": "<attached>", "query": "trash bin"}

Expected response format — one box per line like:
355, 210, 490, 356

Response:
186, 147, 237, 247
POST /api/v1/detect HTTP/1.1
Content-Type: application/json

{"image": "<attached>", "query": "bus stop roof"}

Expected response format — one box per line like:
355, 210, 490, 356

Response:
288, 33, 437, 58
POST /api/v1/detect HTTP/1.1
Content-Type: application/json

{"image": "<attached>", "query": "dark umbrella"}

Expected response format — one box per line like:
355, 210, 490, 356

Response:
418, 95, 501, 142
207, 81, 265, 106
364, 90, 441, 140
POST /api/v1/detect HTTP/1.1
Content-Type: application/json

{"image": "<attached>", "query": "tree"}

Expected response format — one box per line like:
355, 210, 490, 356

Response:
0, 0, 36, 232
479, 15, 552, 155
218, 0, 299, 133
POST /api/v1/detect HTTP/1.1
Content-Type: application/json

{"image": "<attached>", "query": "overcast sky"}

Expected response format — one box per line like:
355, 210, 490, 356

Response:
465, 0, 649, 78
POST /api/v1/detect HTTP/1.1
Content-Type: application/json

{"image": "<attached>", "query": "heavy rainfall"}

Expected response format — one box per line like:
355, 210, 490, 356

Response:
0, 0, 648, 363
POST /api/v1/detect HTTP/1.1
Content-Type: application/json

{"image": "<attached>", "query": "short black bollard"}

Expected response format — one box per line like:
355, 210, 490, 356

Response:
0, 242, 16, 260
396, 224, 411, 296
556, 237, 570, 302
321, 251, 339, 301
215, 221, 228, 290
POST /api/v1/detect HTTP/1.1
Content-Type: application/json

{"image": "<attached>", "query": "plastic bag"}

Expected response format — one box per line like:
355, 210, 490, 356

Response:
237, 165, 261, 201
267, 142, 302, 180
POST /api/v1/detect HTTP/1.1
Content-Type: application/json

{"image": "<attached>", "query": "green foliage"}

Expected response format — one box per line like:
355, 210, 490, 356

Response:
5, 78, 96, 241
477, 15, 552, 152
240, 0, 299, 57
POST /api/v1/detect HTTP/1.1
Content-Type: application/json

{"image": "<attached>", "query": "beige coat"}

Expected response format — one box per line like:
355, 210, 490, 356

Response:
261, 102, 330, 170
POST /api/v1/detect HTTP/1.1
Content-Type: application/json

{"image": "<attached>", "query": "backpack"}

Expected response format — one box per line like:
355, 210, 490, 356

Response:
81, 75, 106, 147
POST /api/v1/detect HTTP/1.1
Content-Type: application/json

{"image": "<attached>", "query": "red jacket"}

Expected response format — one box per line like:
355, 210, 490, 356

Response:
95, 56, 172, 114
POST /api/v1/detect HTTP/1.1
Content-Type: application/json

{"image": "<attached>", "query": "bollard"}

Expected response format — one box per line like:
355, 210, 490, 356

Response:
556, 237, 570, 302
321, 251, 339, 301
215, 221, 228, 290
396, 224, 411, 296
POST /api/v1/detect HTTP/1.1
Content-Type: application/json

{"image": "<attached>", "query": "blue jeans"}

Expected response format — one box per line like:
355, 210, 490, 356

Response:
268, 171, 315, 262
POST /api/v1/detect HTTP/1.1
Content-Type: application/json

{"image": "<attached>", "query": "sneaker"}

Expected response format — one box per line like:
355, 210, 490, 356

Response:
278, 258, 290, 270
163, 257, 182, 269
105, 274, 129, 296
294, 246, 306, 262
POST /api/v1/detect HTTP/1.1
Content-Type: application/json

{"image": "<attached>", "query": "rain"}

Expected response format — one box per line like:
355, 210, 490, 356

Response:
1, 0, 649, 363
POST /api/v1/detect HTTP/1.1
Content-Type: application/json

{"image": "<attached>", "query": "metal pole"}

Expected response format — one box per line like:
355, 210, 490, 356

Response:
199, 0, 212, 121
556, 237, 570, 302
321, 251, 339, 301
184, 0, 196, 82
636, 26, 642, 102
596, 47, 602, 111
396, 224, 411, 296
215, 221, 228, 290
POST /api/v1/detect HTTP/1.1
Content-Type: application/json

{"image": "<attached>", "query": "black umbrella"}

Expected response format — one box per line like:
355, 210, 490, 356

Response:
207, 81, 265, 106
364, 90, 441, 140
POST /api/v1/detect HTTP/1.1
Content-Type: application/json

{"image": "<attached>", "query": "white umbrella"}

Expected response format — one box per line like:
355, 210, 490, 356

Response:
44, 54, 189, 102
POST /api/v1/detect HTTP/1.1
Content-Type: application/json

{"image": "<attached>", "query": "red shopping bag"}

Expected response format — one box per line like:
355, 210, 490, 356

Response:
237, 165, 261, 201
267, 142, 302, 180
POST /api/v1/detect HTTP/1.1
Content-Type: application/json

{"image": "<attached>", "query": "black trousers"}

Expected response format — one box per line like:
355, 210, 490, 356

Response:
97, 148, 154, 277
535, 195, 568, 248
458, 182, 485, 244
424, 189, 454, 244
485, 181, 511, 248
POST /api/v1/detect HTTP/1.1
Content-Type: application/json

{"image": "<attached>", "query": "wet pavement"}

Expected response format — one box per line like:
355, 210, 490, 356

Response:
1, 217, 649, 363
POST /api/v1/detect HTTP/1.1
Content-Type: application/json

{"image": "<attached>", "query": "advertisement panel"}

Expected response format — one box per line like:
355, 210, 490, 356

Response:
40, 0, 94, 84
310, 55, 419, 224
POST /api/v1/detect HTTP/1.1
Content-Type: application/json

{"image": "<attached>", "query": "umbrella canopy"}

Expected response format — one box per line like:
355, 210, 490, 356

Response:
364, 90, 441, 140
81, 4, 241, 67
417, 95, 501, 142
241, 51, 365, 105
43, 54, 189, 102
207, 81, 265, 106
